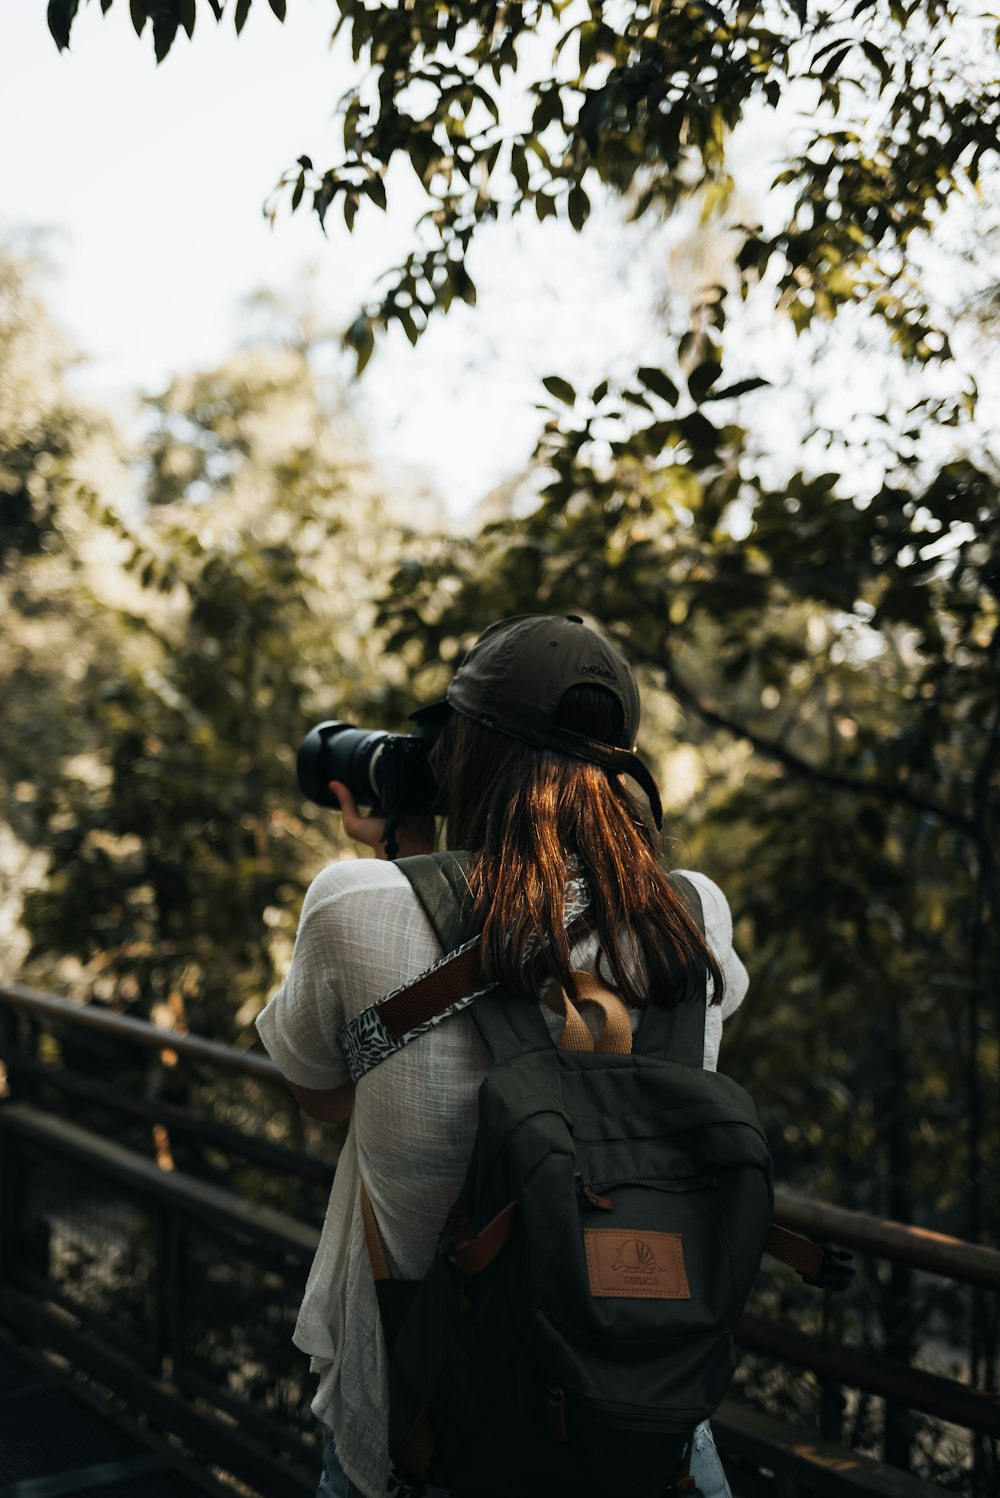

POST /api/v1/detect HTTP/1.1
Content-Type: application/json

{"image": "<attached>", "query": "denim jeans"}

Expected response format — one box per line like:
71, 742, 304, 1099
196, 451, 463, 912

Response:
316, 1421, 733, 1498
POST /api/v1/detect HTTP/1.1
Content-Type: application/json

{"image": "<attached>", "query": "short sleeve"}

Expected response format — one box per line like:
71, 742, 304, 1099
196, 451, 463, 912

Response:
675, 870, 749, 1019
255, 866, 353, 1090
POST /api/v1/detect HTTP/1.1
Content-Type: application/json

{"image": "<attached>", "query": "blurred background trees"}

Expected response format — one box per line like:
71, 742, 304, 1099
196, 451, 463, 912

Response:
2, 243, 444, 1038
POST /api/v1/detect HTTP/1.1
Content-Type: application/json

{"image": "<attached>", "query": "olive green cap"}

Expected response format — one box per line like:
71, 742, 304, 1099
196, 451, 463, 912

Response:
409, 614, 663, 827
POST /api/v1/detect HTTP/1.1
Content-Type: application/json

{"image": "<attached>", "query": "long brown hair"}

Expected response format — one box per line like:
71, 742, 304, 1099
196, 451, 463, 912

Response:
427, 685, 724, 1009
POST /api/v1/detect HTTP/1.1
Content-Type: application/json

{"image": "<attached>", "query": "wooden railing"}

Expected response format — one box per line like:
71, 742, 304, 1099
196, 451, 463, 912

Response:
2, 979, 999, 1496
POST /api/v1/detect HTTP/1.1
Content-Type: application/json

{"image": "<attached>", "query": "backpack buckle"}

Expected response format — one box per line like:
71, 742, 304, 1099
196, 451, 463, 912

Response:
663, 1439, 705, 1498
438, 1237, 467, 1284
800, 1243, 855, 1291
438, 1237, 472, 1310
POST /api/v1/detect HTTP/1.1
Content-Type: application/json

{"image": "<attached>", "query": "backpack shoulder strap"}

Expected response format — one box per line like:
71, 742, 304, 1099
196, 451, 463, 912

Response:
395, 850, 478, 952
467, 984, 554, 1067
633, 871, 708, 1070
395, 850, 552, 1065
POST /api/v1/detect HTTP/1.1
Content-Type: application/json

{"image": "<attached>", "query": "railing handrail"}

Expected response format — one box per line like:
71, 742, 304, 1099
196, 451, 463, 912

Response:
4, 978, 1000, 1290
773, 1190, 1000, 1292
3, 1097, 998, 1451
2, 1101, 319, 1256
737, 1314, 1000, 1439
0, 980, 281, 1082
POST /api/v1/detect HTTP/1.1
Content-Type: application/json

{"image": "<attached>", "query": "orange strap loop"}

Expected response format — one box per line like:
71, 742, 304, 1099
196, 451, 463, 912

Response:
546, 969, 633, 1055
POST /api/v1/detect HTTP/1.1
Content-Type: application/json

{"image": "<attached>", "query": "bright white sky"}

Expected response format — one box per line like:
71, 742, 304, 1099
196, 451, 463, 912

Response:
2, 0, 750, 517
1, 2, 989, 520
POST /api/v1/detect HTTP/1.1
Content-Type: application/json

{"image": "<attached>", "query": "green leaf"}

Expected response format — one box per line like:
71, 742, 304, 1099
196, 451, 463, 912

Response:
47, 0, 80, 50
567, 184, 590, 231
703, 376, 770, 401
366, 176, 387, 210
399, 309, 419, 346
153, 12, 179, 59
860, 40, 890, 83
679, 411, 720, 451
179, 0, 196, 40
453, 266, 477, 306
235, 0, 251, 36
687, 360, 723, 403
268, 0, 287, 17
356, 329, 375, 376
129, 0, 147, 38
591, 380, 609, 405
813, 36, 850, 62
637, 367, 680, 406
542, 376, 577, 405
532, 87, 562, 133
291, 173, 305, 211
510, 143, 529, 195
344, 315, 375, 376
622, 389, 653, 411
579, 20, 598, 70
819, 45, 852, 81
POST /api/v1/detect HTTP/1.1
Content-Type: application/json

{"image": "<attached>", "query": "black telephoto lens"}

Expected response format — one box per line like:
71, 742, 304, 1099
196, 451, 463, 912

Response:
296, 721, 389, 809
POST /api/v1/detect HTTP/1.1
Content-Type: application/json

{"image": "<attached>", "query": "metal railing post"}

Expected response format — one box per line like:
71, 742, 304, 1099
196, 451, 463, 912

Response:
818, 1281, 845, 1443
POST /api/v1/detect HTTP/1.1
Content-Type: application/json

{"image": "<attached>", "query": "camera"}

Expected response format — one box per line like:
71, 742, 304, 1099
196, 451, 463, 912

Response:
296, 720, 441, 818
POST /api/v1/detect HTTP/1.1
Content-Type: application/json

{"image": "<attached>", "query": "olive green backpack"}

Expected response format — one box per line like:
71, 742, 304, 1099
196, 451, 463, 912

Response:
347, 852, 829, 1498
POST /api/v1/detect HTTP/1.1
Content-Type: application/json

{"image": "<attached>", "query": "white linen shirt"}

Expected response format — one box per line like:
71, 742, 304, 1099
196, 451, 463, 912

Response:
255, 857, 749, 1498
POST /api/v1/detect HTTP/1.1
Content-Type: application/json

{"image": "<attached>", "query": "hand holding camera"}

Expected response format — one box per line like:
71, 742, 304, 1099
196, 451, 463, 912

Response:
296, 718, 441, 860
329, 780, 436, 862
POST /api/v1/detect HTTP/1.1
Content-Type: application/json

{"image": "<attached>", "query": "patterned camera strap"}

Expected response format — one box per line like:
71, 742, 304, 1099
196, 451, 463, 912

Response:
337, 871, 592, 1084
338, 933, 493, 1084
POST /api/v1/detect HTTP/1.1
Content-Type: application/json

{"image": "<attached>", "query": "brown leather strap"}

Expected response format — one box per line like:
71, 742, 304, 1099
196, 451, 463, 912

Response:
546, 1386, 568, 1442
670, 1444, 696, 1495
360, 1178, 391, 1282
766, 1222, 826, 1280
454, 1201, 517, 1277
394, 1407, 436, 1482
375, 942, 486, 1041
375, 916, 622, 1048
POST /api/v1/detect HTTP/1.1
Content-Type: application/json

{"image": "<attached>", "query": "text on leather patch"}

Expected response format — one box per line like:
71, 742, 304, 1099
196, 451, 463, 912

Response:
583, 1229, 691, 1299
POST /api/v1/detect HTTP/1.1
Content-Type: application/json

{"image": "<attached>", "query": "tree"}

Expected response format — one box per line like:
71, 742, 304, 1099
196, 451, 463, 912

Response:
48, 0, 999, 375
0, 240, 127, 974
19, 320, 444, 1039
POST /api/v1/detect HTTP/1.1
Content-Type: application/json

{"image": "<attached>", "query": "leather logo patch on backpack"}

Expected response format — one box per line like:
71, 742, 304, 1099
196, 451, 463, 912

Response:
583, 1229, 691, 1299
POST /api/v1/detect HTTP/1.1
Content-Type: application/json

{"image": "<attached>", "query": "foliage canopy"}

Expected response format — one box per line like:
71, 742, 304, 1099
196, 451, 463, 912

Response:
49, 0, 998, 372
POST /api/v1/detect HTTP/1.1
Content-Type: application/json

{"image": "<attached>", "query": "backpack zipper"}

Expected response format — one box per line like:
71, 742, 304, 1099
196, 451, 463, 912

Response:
576, 1173, 717, 1209
562, 1384, 710, 1430
575, 1177, 613, 1211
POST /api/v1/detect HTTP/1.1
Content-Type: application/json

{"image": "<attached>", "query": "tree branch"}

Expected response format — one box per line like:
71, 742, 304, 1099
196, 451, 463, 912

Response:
658, 646, 976, 839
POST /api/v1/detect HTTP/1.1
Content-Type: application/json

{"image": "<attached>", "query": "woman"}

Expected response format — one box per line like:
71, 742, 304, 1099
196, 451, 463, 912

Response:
256, 614, 748, 1498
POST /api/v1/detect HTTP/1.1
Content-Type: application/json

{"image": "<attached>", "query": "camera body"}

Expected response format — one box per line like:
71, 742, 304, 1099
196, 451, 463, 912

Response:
296, 719, 441, 817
